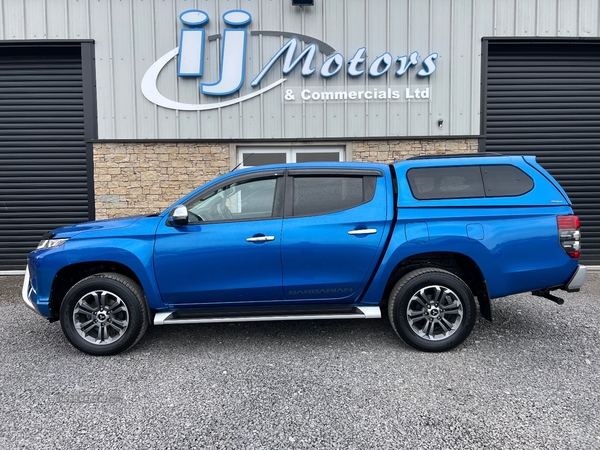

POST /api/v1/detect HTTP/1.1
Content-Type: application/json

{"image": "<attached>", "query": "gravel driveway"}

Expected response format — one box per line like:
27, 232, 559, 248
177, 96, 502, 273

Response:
1, 273, 598, 449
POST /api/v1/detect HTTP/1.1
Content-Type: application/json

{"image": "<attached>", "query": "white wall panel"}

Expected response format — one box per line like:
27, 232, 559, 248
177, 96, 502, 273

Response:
133, 0, 157, 139
365, 0, 389, 137
495, 0, 517, 36
176, 0, 200, 139
431, 0, 452, 137
471, 0, 495, 133
239, 0, 262, 139
2, 0, 25, 39
537, 0, 559, 35
407, 0, 430, 136
515, 0, 537, 35
346, 0, 367, 138
24, 0, 46, 39
110, 0, 136, 138
451, 0, 474, 136
388, 0, 410, 137
88, 0, 114, 139
302, 1, 325, 138
1, 0, 600, 139
67, 0, 90, 39
558, 0, 580, 35
153, 0, 177, 138
256, 0, 283, 139
579, 0, 599, 35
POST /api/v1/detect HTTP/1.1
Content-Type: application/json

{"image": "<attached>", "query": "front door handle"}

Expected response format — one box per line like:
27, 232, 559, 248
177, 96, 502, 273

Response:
348, 229, 378, 236
246, 235, 275, 242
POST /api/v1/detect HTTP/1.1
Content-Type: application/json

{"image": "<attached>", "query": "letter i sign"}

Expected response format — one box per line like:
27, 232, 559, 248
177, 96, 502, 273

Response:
178, 9, 252, 96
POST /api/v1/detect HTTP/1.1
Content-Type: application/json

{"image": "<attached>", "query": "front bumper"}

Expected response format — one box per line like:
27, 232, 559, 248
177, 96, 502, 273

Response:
564, 264, 587, 292
21, 266, 39, 313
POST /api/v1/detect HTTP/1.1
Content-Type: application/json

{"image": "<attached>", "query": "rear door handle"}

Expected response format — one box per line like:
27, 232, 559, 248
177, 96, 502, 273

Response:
348, 229, 378, 236
246, 235, 275, 242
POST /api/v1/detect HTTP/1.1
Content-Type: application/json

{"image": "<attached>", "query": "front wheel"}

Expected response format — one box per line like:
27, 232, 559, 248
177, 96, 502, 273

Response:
388, 268, 476, 352
60, 273, 149, 356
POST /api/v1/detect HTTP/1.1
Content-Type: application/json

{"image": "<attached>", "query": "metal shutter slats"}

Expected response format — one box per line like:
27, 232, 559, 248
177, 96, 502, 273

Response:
0, 45, 90, 271
485, 41, 600, 264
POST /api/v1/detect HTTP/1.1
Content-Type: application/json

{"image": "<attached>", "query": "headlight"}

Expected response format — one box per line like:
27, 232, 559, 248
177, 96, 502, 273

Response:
37, 238, 69, 250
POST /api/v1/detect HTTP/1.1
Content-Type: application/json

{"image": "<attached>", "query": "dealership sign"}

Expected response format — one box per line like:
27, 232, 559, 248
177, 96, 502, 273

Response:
142, 9, 438, 111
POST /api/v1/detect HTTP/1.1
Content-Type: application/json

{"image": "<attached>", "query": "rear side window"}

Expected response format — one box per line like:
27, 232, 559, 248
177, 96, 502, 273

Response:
407, 165, 533, 200
407, 166, 484, 200
291, 176, 375, 216
481, 165, 533, 197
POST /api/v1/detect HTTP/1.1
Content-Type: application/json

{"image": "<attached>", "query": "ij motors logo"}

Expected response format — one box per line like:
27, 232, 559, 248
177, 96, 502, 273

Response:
142, 9, 439, 111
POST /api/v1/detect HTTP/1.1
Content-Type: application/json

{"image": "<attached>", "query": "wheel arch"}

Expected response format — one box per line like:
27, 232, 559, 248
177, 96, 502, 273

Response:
381, 251, 492, 321
48, 262, 146, 321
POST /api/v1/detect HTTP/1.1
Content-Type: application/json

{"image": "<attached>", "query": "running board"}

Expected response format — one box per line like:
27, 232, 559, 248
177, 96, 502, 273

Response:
154, 306, 381, 325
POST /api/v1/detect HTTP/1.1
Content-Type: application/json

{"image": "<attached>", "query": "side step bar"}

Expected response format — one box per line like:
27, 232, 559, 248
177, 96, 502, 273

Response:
154, 306, 381, 326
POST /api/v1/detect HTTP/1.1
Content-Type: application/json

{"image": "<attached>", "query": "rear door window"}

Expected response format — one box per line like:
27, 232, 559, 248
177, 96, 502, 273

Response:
290, 176, 375, 216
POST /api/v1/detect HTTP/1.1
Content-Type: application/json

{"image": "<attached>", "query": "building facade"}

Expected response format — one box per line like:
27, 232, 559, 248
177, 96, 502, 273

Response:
1, 0, 600, 271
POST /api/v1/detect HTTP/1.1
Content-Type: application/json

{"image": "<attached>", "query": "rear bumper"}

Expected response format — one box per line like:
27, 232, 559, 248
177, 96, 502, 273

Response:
564, 264, 587, 292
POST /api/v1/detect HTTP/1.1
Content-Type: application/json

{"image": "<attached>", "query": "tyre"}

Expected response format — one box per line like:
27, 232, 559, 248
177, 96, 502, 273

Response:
60, 273, 149, 356
388, 268, 476, 352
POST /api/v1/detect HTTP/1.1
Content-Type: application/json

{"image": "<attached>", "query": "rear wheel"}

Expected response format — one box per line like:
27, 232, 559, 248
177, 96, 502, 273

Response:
60, 273, 148, 356
388, 268, 476, 352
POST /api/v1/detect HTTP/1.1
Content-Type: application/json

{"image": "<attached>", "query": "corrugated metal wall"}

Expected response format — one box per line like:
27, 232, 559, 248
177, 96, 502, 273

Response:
0, 0, 599, 140
1, 0, 598, 140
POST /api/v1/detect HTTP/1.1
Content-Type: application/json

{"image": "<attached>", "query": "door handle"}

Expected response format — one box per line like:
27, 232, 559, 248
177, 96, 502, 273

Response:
246, 235, 275, 242
348, 229, 378, 236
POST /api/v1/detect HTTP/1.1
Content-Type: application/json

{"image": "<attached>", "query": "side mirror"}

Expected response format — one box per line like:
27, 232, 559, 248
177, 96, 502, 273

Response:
168, 205, 189, 226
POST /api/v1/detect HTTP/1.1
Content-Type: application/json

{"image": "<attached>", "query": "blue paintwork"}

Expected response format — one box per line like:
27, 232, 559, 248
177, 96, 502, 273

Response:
154, 218, 284, 305
281, 174, 392, 302
24, 157, 582, 319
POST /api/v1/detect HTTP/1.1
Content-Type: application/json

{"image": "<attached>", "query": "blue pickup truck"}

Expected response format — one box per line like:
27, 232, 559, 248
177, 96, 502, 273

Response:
22, 154, 586, 355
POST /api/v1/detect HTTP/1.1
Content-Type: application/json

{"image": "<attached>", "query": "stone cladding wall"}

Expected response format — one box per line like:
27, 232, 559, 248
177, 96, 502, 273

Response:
352, 139, 478, 163
94, 143, 230, 219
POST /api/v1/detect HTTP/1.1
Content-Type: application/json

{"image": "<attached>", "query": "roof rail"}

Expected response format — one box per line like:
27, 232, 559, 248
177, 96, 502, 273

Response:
406, 152, 504, 160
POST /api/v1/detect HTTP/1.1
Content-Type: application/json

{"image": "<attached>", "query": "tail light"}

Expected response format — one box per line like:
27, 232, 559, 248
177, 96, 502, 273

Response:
557, 215, 581, 259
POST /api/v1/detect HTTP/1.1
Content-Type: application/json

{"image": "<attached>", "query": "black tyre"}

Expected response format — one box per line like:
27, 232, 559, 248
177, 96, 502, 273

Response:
60, 273, 149, 356
388, 268, 476, 352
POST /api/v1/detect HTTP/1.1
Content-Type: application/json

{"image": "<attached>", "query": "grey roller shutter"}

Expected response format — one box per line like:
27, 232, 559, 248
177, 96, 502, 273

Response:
0, 44, 95, 272
483, 40, 600, 265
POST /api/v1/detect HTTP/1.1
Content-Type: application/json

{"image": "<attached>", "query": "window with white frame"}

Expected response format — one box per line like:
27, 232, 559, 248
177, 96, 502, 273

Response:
237, 146, 345, 169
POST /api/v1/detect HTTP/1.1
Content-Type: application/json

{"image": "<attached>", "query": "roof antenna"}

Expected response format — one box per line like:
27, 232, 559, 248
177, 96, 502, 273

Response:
231, 152, 254, 172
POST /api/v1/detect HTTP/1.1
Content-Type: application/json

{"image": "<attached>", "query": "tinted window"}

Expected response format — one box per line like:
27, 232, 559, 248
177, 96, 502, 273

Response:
295, 152, 341, 163
407, 166, 484, 200
240, 153, 286, 167
187, 178, 277, 222
482, 165, 533, 197
292, 176, 371, 216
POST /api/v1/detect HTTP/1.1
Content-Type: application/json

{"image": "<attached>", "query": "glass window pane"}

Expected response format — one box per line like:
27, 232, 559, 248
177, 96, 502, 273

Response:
482, 165, 533, 197
407, 166, 484, 200
293, 177, 364, 216
187, 178, 277, 222
240, 152, 287, 167
295, 152, 341, 163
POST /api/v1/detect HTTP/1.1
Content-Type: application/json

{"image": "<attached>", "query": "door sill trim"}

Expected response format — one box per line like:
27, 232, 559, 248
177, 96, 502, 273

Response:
154, 305, 381, 325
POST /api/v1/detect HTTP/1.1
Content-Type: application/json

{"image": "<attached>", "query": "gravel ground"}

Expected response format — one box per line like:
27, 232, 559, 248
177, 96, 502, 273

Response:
1, 273, 599, 449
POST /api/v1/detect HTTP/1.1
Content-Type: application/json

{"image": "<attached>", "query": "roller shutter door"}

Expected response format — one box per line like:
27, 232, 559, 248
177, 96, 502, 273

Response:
483, 40, 600, 265
0, 44, 94, 272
